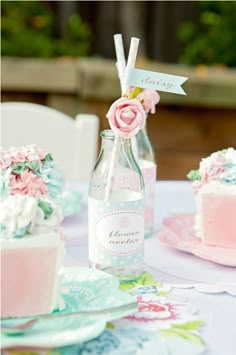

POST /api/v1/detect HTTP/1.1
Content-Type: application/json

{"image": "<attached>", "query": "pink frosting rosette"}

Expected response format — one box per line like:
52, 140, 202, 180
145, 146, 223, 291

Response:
9, 170, 47, 196
0, 148, 12, 170
0, 145, 47, 170
23, 144, 47, 162
7, 147, 26, 165
106, 97, 146, 138
137, 89, 160, 114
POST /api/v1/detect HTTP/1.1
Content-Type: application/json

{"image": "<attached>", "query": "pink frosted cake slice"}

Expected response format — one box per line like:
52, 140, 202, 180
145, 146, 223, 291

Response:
0, 195, 65, 318
1, 233, 65, 318
188, 148, 236, 249
195, 182, 236, 248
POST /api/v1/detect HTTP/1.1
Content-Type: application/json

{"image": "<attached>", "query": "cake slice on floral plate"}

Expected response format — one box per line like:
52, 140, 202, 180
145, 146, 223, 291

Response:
188, 148, 236, 249
1, 194, 65, 318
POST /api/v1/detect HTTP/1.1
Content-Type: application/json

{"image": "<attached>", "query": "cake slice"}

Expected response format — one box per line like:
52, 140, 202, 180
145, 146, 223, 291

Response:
0, 195, 65, 318
188, 148, 236, 249
195, 182, 236, 248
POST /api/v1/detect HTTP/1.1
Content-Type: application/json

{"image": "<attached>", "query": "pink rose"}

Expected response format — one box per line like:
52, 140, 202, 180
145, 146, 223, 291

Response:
106, 97, 146, 138
9, 170, 47, 196
137, 89, 160, 114
127, 295, 179, 322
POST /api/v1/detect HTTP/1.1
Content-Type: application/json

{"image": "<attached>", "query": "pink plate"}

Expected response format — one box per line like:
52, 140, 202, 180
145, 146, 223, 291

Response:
157, 214, 236, 267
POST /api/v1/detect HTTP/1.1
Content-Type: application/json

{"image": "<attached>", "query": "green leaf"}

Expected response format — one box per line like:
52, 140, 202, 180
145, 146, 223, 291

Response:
130, 87, 143, 99
161, 328, 205, 345
187, 169, 201, 181
44, 153, 53, 162
172, 320, 204, 331
11, 162, 27, 174
136, 272, 163, 287
106, 322, 115, 330
119, 281, 137, 292
38, 199, 53, 218
27, 161, 40, 173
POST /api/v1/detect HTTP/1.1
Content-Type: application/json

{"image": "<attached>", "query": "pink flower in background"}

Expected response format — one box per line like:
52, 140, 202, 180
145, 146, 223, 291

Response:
106, 97, 146, 138
126, 295, 194, 328
137, 89, 160, 114
9, 170, 47, 196
127, 295, 179, 322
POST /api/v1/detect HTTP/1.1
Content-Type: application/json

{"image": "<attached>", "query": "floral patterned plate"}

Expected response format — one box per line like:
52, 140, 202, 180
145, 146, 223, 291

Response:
158, 214, 236, 267
1, 267, 137, 349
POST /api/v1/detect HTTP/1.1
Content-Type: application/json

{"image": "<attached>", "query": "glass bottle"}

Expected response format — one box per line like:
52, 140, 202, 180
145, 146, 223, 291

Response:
88, 129, 145, 272
133, 123, 157, 238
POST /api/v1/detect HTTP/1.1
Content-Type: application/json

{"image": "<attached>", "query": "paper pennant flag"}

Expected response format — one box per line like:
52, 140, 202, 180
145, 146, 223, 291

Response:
124, 67, 188, 95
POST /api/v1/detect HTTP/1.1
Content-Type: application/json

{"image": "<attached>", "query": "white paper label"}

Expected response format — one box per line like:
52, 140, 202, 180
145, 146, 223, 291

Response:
95, 210, 144, 256
124, 67, 188, 95
89, 198, 144, 267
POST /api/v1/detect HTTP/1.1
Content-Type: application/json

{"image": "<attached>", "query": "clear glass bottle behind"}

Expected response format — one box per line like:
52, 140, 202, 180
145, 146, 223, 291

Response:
134, 123, 157, 238
88, 130, 145, 272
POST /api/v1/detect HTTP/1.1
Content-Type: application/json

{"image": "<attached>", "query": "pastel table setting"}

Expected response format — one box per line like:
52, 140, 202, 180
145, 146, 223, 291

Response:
62, 180, 236, 355
4, 180, 233, 354
1, 34, 236, 355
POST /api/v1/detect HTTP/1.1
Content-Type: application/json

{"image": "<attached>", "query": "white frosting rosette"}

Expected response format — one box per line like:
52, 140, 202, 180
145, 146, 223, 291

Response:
188, 148, 236, 192
0, 194, 62, 240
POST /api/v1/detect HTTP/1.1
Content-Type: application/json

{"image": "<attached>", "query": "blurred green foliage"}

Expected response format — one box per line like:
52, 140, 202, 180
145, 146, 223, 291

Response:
1, 1, 91, 58
178, 1, 236, 66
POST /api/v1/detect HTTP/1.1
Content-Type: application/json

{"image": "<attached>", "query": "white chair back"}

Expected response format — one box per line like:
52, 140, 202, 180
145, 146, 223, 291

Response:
0, 102, 99, 181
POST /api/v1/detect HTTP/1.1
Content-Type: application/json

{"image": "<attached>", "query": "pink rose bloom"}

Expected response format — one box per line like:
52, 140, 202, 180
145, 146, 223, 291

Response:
137, 89, 160, 114
0, 149, 12, 170
9, 170, 47, 196
8, 147, 26, 164
127, 295, 180, 322
106, 97, 146, 138
23, 144, 47, 162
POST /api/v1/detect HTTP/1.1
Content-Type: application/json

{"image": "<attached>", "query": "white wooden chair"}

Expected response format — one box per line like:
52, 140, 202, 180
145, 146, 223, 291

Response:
0, 102, 99, 181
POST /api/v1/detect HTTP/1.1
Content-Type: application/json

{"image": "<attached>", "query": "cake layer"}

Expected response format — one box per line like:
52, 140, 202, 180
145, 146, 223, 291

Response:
196, 182, 236, 248
1, 233, 65, 318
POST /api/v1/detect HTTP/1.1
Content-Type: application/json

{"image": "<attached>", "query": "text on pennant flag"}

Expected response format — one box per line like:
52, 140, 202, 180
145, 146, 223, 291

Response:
124, 67, 188, 95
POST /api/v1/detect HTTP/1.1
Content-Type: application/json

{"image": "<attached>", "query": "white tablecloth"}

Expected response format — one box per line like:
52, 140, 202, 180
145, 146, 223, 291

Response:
63, 181, 236, 355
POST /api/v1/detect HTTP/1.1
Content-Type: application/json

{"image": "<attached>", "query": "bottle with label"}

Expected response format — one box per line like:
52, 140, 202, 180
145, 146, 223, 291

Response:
89, 129, 145, 271
134, 123, 157, 238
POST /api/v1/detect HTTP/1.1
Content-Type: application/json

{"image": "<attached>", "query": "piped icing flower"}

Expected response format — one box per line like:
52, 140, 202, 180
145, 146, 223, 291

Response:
9, 170, 47, 196
0, 145, 47, 170
106, 97, 146, 138
0, 194, 62, 239
40, 160, 65, 197
187, 148, 236, 192
0, 145, 65, 201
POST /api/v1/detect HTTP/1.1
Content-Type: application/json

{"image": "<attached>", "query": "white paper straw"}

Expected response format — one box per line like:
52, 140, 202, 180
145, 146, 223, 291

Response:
114, 34, 126, 92
123, 37, 140, 95
105, 37, 140, 201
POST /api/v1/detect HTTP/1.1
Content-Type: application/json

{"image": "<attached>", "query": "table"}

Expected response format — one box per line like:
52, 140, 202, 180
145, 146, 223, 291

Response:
63, 181, 236, 355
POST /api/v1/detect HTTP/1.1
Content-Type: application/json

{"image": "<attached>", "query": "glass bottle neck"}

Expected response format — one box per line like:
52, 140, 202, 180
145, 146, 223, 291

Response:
101, 130, 133, 154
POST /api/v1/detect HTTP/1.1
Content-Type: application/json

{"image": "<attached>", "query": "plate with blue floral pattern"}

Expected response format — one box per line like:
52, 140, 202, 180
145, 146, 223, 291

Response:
1, 267, 137, 349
